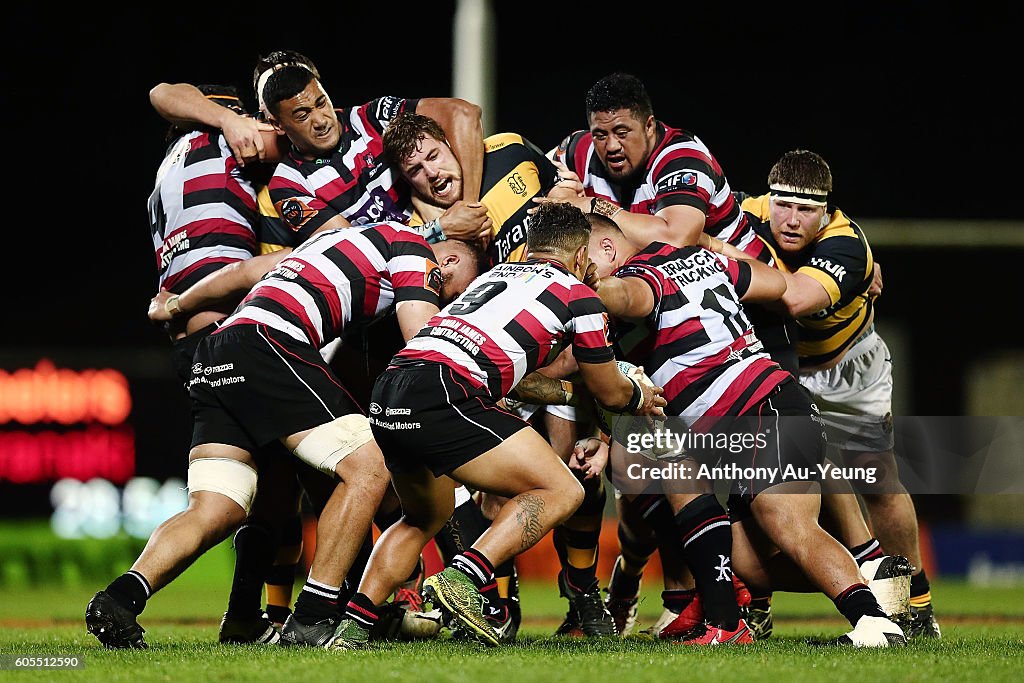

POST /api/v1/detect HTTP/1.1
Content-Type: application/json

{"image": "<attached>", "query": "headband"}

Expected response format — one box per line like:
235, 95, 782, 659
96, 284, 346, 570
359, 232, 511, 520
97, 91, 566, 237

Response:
256, 62, 315, 113
769, 183, 828, 207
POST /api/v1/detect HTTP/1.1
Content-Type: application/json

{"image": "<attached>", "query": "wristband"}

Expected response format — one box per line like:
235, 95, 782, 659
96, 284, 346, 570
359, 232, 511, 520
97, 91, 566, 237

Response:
624, 374, 644, 412
417, 217, 447, 243
590, 197, 622, 219
165, 294, 183, 317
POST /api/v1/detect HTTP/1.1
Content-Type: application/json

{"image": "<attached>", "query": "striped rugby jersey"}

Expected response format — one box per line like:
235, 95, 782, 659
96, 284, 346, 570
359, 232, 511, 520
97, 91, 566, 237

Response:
555, 123, 770, 262
148, 129, 259, 294
268, 97, 416, 243
393, 259, 616, 398
610, 242, 790, 425
217, 221, 441, 349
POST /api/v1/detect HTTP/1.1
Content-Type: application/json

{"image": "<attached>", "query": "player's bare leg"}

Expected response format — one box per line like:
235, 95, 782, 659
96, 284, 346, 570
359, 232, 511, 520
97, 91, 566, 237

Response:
334, 427, 583, 648
279, 435, 390, 645
749, 481, 906, 646
87, 445, 257, 648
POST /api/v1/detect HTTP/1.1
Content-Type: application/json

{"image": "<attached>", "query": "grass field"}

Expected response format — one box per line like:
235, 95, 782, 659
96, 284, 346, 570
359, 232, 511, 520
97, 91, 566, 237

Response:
1, 541, 1022, 682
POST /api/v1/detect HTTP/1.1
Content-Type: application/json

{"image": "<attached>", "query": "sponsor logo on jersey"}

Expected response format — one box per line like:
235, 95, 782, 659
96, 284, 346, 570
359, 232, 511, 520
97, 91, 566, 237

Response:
376, 97, 402, 122
351, 194, 391, 225
656, 169, 698, 194
507, 171, 527, 196
203, 362, 234, 376
369, 402, 383, 415
809, 256, 847, 282
425, 262, 443, 295
386, 407, 411, 416
494, 219, 529, 263
278, 198, 317, 231
159, 231, 191, 269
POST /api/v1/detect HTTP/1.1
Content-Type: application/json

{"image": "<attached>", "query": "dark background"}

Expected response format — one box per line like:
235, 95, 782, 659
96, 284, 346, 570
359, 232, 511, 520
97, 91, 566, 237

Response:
4, 3, 1020, 415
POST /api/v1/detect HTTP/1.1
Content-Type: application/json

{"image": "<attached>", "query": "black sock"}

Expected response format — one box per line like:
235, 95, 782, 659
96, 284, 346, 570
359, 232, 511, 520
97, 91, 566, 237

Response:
226, 523, 277, 618
105, 571, 151, 615
450, 549, 495, 590
266, 604, 292, 625
834, 583, 886, 627
848, 538, 885, 564
479, 579, 507, 623
434, 498, 492, 560
343, 592, 380, 630
293, 578, 342, 624
608, 557, 643, 600
494, 557, 516, 594
674, 494, 739, 630
662, 588, 696, 612
910, 568, 931, 603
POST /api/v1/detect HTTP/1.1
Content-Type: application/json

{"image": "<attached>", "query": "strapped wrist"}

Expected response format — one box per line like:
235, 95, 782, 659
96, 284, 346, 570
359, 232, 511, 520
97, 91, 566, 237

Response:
560, 379, 577, 407
417, 217, 447, 243
591, 197, 622, 219
165, 294, 183, 317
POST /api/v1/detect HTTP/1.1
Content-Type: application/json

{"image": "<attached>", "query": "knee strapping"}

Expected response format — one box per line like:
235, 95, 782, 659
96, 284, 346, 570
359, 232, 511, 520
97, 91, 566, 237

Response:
293, 414, 373, 476
187, 457, 258, 514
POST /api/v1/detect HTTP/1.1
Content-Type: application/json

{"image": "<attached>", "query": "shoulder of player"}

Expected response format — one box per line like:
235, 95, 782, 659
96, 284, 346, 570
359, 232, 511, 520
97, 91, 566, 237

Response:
740, 193, 771, 220
817, 207, 868, 246
484, 132, 527, 153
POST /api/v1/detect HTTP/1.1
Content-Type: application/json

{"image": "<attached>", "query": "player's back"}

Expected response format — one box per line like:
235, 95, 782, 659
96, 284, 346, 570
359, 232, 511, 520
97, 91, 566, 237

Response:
613, 242, 786, 419
149, 130, 259, 293
220, 222, 439, 349
394, 259, 609, 398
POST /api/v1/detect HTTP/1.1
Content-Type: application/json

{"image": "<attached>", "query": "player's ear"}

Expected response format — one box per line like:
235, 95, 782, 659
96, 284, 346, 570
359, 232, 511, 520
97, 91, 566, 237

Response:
575, 244, 588, 273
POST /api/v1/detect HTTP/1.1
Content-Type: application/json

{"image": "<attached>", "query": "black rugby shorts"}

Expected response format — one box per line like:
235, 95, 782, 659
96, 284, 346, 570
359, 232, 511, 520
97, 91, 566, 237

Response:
190, 324, 361, 452
369, 362, 528, 477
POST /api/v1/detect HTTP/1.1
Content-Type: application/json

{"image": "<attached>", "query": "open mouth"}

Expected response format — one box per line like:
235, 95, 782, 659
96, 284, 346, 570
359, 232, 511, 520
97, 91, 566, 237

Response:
432, 177, 453, 197
606, 156, 627, 172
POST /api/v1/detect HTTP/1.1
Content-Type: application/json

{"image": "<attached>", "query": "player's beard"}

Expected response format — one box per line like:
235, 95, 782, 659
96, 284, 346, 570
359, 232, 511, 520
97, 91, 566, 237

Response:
609, 163, 645, 188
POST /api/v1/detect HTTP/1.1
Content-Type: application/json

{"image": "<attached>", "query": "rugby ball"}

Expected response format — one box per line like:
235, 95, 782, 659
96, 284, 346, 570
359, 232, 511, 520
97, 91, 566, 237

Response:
593, 361, 674, 459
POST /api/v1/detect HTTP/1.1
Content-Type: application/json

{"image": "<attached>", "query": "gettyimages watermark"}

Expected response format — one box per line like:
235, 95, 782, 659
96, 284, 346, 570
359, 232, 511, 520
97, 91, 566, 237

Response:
604, 415, 1024, 496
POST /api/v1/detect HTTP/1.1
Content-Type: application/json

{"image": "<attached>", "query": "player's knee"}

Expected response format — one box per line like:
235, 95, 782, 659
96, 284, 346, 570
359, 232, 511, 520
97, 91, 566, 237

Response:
292, 414, 375, 477
556, 476, 586, 522
187, 457, 258, 516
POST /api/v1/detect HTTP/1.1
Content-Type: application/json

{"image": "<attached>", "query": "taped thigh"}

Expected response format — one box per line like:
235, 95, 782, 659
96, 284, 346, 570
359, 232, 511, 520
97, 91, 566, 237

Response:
293, 413, 374, 476
187, 457, 258, 514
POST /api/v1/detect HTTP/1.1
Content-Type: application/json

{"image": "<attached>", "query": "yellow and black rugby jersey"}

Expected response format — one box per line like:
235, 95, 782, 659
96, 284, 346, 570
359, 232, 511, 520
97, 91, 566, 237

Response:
256, 184, 290, 254
409, 132, 560, 266
741, 193, 875, 368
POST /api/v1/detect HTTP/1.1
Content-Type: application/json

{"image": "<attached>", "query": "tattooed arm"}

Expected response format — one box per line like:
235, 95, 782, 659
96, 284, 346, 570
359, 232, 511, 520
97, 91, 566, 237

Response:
503, 372, 578, 407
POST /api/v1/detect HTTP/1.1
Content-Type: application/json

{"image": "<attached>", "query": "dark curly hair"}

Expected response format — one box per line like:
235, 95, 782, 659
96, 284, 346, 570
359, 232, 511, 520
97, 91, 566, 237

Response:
585, 72, 653, 122
526, 201, 592, 255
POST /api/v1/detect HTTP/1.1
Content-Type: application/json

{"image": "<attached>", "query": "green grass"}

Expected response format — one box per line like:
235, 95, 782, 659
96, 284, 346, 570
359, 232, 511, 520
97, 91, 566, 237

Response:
1, 541, 1022, 682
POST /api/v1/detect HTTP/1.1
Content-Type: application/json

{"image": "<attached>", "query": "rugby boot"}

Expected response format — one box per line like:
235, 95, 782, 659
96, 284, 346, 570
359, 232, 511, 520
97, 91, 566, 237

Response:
85, 591, 147, 649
